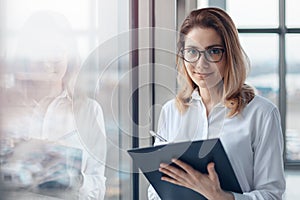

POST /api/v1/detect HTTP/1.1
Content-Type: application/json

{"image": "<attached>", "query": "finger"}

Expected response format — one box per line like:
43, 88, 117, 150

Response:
159, 165, 187, 181
159, 167, 183, 182
161, 175, 187, 188
160, 163, 185, 176
207, 162, 219, 182
171, 158, 195, 174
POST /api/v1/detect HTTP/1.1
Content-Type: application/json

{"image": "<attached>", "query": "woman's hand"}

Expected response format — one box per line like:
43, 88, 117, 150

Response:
159, 159, 234, 200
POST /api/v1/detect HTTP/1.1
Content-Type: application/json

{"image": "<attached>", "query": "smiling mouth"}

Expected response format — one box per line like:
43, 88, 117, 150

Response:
193, 71, 213, 78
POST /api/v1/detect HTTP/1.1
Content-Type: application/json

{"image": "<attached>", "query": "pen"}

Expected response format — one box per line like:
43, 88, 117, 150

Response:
58, 130, 76, 140
149, 130, 167, 142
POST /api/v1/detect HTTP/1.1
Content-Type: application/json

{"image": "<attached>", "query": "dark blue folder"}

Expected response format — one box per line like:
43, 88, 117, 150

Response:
128, 138, 242, 200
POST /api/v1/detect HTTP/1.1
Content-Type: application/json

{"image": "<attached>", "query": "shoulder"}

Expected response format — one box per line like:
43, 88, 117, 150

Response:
158, 99, 182, 119
161, 99, 178, 113
242, 95, 281, 128
86, 98, 102, 109
245, 94, 278, 114
73, 97, 104, 115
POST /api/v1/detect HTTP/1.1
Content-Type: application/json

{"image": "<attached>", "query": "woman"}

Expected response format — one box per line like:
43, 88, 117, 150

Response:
2, 11, 106, 199
148, 7, 285, 200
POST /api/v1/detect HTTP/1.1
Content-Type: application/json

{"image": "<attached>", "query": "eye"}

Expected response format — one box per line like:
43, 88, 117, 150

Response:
207, 48, 223, 55
186, 48, 198, 55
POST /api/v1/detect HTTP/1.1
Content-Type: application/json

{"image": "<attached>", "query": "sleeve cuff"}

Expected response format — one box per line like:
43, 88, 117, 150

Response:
148, 184, 161, 200
232, 192, 252, 200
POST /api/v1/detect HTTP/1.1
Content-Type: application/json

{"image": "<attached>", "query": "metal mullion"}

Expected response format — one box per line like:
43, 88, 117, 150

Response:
150, 0, 155, 145
238, 28, 280, 34
279, 0, 287, 167
286, 28, 300, 33
130, 0, 139, 199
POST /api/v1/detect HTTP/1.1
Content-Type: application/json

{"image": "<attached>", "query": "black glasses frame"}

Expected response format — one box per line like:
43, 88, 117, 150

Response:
180, 47, 225, 63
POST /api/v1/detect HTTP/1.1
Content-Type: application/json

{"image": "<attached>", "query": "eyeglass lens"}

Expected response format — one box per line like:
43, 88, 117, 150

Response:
182, 47, 224, 63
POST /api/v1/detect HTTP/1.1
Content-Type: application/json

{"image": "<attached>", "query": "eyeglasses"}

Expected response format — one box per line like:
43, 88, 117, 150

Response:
181, 47, 225, 63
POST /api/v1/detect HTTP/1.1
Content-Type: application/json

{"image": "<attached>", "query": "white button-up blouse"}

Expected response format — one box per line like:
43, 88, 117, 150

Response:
148, 91, 286, 200
22, 90, 106, 200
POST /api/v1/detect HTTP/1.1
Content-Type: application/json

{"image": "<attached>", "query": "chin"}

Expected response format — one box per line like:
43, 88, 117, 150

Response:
196, 79, 223, 90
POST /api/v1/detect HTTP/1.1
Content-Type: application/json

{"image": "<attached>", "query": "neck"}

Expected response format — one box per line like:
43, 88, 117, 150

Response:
199, 88, 220, 105
198, 82, 223, 113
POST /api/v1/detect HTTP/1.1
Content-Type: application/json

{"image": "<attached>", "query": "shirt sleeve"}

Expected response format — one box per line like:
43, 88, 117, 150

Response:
234, 107, 286, 200
76, 100, 107, 200
148, 184, 161, 200
79, 157, 106, 200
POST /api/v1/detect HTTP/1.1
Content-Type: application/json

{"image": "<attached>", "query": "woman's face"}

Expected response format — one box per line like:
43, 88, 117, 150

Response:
17, 44, 69, 83
27, 51, 68, 82
183, 27, 226, 90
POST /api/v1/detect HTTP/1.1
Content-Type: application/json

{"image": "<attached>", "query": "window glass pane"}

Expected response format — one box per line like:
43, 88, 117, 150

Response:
0, 0, 130, 199
239, 34, 279, 105
286, 0, 300, 28
286, 34, 300, 161
197, 0, 209, 8
5, 0, 90, 30
227, 0, 278, 28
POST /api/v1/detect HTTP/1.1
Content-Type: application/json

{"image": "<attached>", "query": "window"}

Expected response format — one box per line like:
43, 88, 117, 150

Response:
239, 34, 279, 105
195, 1, 300, 198
0, 0, 131, 199
2, 1, 300, 200
227, 0, 278, 28
227, 0, 300, 165
286, 35, 300, 162
197, 0, 300, 165
286, 0, 300, 28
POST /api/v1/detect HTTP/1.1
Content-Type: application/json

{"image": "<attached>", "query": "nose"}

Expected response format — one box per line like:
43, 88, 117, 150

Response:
194, 53, 209, 69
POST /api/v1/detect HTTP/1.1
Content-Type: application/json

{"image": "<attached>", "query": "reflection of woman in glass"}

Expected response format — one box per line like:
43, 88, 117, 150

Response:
4, 11, 106, 199
149, 8, 285, 200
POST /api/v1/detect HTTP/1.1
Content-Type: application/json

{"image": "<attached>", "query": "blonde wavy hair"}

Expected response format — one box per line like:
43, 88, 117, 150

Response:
176, 7, 255, 117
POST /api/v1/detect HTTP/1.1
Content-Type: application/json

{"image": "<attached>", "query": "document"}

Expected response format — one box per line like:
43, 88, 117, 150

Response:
1, 139, 82, 190
128, 138, 242, 200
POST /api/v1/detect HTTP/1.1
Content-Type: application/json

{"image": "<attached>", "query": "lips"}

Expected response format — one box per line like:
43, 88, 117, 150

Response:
193, 71, 213, 79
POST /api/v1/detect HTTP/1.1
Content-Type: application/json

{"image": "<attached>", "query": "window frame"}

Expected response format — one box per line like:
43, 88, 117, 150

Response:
227, 0, 300, 168
208, 0, 300, 168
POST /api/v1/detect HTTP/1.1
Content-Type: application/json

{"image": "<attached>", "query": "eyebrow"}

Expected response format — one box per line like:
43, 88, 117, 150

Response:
184, 44, 224, 49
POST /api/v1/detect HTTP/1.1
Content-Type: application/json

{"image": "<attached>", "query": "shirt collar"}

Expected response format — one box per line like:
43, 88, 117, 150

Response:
56, 89, 72, 101
190, 88, 225, 108
191, 89, 202, 101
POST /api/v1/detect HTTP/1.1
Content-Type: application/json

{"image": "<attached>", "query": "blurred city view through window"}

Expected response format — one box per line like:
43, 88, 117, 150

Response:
1, 1, 300, 199
226, 0, 300, 162
286, 35, 300, 161
197, 1, 300, 163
